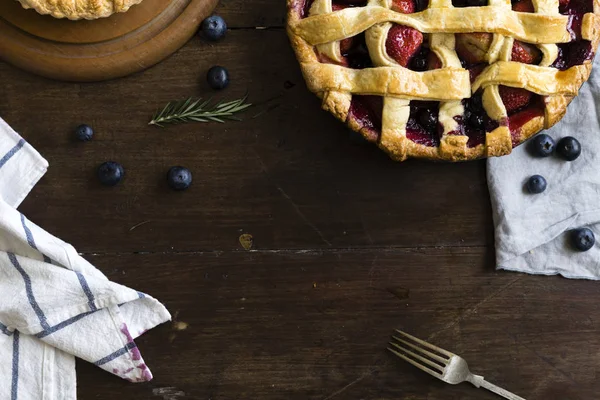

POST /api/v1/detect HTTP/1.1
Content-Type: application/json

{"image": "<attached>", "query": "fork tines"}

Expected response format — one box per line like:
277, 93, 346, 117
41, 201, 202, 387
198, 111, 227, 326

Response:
387, 329, 452, 379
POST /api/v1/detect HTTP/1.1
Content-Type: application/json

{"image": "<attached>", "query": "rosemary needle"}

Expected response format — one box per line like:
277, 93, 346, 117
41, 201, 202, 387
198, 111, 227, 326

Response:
149, 96, 252, 127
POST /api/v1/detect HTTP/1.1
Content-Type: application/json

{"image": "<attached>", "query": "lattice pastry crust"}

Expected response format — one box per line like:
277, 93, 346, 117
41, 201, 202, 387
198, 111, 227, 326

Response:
16, 0, 143, 20
287, 0, 600, 161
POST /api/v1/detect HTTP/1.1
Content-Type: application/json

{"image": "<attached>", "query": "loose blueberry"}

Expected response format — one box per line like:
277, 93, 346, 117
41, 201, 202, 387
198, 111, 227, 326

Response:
201, 15, 227, 41
530, 133, 555, 157
526, 174, 547, 194
75, 124, 94, 141
97, 162, 124, 186
469, 113, 484, 129
167, 166, 193, 191
418, 109, 437, 131
571, 227, 595, 251
556, 136, 581, 161
207, 66, 230, 90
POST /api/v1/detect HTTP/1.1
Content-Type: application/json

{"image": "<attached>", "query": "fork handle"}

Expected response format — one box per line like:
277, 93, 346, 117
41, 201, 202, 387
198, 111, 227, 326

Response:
468, 374, 526, 400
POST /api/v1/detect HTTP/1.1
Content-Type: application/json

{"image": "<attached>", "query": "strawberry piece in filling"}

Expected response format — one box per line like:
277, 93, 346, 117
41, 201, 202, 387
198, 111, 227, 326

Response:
391, 0, 417, 13
385, 24, 424, 67
455, 33, 493, 65
499, 86, 533, 115
511, 0, 535, 12
498, 86, 545, 146
511, 41, 542, 64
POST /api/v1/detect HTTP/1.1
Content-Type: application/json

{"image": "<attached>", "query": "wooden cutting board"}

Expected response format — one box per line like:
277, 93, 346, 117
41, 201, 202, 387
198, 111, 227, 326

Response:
0, 0, 219, 82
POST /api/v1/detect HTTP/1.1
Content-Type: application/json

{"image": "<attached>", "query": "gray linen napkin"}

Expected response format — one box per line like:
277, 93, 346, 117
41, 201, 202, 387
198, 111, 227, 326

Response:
487, 55, 600, 279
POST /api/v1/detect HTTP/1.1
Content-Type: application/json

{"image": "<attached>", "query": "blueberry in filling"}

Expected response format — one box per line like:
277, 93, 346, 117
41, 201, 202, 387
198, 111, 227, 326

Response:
452, 0, 488, 8
460, 93, 499, 147
342, 33, 374, 69
406, 101, 441, 147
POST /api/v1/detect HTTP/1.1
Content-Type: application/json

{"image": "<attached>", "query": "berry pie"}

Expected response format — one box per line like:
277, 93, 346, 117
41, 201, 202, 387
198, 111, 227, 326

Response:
287, 0, 600, 161
16, 0, 143, 19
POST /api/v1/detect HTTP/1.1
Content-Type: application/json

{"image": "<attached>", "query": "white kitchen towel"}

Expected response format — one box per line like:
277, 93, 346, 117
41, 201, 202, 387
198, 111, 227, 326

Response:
0, 117, 171, 400
488, 54, 600, 279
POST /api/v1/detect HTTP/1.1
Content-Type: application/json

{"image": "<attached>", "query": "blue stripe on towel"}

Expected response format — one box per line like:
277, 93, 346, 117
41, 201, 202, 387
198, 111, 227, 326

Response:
0, 139, 25, 170
75, 272, 98, 312
11, 331, 20, 400
20, 214, 52, 264
93, 342, 137, 366
0, 322, 13, 337
35, 310, 98, 339
8, 253, 50, 330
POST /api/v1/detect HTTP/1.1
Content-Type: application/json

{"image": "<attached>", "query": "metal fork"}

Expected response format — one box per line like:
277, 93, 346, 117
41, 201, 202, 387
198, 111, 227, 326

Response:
388, 330, 526, 400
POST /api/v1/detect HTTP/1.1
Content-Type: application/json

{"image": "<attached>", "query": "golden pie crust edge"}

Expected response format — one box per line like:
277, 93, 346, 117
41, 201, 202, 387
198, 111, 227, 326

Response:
16, 0, 144, 20
286, 0, 600, 162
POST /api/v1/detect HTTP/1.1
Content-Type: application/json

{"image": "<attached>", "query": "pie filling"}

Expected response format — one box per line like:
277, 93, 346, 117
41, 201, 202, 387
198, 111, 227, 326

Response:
348, 96, 383, 142
452, 0, 489, 7
299, 0, 595, 151
340, 33, 374, 68
386, 25, 425, 67
507, 97, 545, 146
555, 0, 595, 68
560, 0, 593, 15
552, 40, 594, 69
406, 101, 442, 147
511, 0, 535, 12
456, 93, 499, 148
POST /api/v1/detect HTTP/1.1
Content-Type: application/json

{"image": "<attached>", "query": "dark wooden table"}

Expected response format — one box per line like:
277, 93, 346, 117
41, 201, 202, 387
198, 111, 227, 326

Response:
2, 1, 600, 399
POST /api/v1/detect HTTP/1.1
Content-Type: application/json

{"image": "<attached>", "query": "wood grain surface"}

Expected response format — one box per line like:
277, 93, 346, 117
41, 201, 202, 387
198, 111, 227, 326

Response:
1, 0, 599, 399
0, 0, 219, 81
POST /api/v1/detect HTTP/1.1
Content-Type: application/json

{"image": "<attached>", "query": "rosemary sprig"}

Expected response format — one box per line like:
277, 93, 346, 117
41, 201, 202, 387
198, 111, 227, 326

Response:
149, 96, 252, 127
